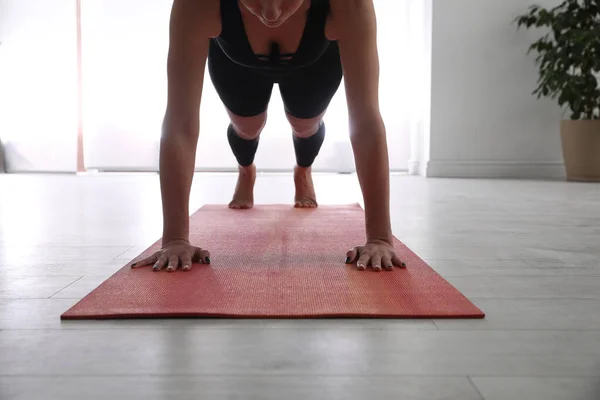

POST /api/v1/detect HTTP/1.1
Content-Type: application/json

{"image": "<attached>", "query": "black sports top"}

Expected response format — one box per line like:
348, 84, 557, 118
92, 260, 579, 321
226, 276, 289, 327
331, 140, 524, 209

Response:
212, 0, 334, 71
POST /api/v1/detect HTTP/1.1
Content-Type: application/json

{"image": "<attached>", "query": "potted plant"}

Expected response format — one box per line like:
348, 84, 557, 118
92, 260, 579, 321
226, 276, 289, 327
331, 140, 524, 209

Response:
515, 0, 600, 181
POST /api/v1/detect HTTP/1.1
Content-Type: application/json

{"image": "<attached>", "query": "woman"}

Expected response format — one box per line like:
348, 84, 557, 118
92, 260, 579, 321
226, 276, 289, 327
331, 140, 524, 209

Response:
132, 0, 405, 272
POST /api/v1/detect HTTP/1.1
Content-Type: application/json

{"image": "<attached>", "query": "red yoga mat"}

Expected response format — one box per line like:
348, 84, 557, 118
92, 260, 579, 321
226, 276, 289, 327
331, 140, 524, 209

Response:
61, 204, 484, 319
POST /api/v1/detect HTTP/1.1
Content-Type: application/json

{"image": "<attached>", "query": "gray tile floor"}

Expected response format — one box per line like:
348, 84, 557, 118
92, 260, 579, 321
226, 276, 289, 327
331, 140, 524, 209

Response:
1, 173, 599, 400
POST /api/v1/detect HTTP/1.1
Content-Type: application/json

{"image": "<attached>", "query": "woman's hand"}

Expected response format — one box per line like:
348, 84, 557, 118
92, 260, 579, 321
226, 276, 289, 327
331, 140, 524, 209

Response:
345, 239, 406, 272
131, 239, 210, 272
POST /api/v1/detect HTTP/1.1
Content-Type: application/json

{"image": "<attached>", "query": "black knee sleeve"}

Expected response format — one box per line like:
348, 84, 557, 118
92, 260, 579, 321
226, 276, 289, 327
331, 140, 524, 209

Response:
227, 124, 259, 167
293, 121, 325, 168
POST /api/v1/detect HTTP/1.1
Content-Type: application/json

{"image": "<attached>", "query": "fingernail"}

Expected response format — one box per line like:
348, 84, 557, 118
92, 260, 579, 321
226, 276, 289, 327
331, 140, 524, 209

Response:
401, 262, 407, 268
205, 257, 211, 264
373, 265, 382, 272
131, 262, 137, 267
385, 265, 394, 270
167, 266, 175, 271
357, 264, 366, 271
153, 264, 160, 271
345, 257, 350, 264
182, 265, 191, 271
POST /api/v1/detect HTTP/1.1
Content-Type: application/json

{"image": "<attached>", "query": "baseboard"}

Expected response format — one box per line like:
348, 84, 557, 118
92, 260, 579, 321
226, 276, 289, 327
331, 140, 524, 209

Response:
407, 160, 421, 175
426, 160, 566, 179
90, 167, 408, 174
4, 170, 77, 175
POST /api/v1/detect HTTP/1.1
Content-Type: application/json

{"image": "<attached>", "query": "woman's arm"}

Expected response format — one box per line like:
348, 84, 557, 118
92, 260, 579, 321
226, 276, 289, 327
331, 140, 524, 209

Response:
131, 1, 220, 271
329, 0, 404, 271
160, 0, 215, 244
331, 0, 393, 245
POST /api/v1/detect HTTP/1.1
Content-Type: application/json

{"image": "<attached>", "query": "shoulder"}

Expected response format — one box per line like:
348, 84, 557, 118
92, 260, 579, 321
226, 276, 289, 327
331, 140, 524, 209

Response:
325, 0, 376, 40
170, 0, 222, 38
203, 0, 222, 38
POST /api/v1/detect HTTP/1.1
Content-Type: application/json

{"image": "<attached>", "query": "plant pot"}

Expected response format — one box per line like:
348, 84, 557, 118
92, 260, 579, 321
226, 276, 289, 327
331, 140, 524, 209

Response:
560, 120, 600, 182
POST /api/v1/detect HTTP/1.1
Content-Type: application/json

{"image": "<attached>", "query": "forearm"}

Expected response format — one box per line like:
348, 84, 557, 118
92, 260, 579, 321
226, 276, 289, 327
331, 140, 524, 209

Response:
159, 123, 198, 244
351, 118, 393, 244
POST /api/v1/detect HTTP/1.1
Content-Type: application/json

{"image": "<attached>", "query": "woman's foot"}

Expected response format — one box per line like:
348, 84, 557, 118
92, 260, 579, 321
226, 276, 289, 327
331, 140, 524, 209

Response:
229, 164, 256, 209
294, 165, 318, 208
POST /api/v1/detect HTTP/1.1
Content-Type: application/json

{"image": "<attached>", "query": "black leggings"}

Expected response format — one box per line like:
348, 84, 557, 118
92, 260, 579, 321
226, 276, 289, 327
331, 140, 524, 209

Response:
207, 40, 343, 167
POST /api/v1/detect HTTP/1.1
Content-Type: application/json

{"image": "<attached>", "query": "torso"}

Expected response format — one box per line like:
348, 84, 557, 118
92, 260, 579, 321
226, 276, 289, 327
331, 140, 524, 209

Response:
207, 0, 338, 71
238, 2, 309, 57
237, 1, 336, 55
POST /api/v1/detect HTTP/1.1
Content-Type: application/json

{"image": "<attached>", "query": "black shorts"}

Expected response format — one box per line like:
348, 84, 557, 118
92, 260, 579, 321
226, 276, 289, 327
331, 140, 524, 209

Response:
207, 40, 343, 120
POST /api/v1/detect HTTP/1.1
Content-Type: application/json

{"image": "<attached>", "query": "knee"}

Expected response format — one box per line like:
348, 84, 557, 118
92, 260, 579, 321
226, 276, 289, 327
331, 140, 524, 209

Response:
287, 114, 322, 139
230, 112, 267, 140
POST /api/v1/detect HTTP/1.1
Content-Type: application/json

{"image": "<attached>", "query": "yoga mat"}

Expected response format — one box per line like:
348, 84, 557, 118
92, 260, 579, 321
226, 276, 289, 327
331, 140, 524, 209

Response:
61, 204, 484, 319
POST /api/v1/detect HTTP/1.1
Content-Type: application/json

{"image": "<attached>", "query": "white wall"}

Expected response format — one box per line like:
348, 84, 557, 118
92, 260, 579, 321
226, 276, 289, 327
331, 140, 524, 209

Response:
0, 0, 79, 173
0, 0, 426, 174
427, 0, 566, 179
80, 0, 420, 173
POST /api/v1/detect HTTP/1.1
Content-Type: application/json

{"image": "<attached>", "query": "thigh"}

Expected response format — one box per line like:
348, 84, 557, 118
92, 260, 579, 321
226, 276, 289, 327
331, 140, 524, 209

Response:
278, 43, 343, 120
207, 40, 274, 117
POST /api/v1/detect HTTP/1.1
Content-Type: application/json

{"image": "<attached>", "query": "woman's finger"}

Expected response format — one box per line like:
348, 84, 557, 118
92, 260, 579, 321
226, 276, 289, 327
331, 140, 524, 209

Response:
131, 253, 158, 268
192, 247, 211, 264
199, 249, 211, 264
166, 255, 180, 272
371, 254, 383, 272
181, 254, 193, 271
345, 247, 359, 264
356, 253, 370, 271
153, 255, 168, 271
382, 255, 393, 271
392, 254, 406, 268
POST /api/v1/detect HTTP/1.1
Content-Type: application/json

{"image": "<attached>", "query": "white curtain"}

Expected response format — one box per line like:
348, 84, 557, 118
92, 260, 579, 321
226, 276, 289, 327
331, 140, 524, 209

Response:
80, 0, 432, 172
0, 0, 79, 172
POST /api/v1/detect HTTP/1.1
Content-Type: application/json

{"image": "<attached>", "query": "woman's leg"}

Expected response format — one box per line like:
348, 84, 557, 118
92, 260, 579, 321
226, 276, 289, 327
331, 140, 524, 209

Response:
279, 43, 343, 208
226, 110, 267, 167
286, 111, 326, 168
207, 41, 274, 209
284, 112, 326, 208
225, 111, 268, 209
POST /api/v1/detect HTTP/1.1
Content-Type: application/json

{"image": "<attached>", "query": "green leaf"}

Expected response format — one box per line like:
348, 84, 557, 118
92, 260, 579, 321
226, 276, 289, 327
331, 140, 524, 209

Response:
515, 0, 600, 120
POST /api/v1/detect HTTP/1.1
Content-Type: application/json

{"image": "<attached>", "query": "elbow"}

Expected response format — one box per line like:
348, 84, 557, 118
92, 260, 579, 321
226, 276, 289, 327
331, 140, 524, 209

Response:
161, 113, 199, 142
349, 112, 385, 142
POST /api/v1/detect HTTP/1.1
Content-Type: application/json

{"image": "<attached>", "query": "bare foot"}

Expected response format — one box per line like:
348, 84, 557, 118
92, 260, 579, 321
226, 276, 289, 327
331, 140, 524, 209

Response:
294, 165, 318, 208
229, 164, 256, 209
